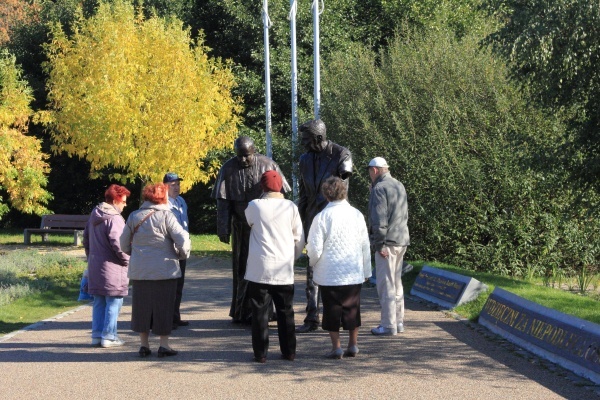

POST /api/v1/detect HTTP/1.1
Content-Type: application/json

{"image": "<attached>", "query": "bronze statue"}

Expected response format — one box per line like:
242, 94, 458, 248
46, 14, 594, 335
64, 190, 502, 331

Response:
296, 119, 353, 333
211, 136, 290, 323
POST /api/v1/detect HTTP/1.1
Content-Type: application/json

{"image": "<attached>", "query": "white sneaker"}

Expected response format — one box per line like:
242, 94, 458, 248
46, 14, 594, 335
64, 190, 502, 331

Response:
371, 325, 397, 336
91, 338, 101, 346
397, 323, 405, 333
101, 338, 125, 348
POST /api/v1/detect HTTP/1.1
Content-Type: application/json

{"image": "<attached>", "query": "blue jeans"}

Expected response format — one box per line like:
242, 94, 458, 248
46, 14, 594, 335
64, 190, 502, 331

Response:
92, 295, 124, 340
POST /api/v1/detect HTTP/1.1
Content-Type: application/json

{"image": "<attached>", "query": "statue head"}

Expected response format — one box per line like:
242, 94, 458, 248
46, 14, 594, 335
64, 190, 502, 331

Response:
234, 136, 256, 168
299, 119, 327, 153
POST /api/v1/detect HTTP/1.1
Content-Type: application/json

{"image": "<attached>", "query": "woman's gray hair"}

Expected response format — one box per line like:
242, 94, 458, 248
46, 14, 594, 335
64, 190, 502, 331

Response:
321, 176, 347, 201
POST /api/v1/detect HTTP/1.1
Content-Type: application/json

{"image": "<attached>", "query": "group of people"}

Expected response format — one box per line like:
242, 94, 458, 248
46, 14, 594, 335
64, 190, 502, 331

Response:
82, 118, 410, 362
83, 174, 191, 358
211, 119, 410, 362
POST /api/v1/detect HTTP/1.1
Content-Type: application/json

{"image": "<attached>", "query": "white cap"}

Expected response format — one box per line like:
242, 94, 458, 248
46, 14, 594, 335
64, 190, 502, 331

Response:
368, 157, 389, 168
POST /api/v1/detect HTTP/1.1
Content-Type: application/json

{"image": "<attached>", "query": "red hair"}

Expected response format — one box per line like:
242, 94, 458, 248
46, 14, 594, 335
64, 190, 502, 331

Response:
104, 184, 131, 203
142, 183, 168, 204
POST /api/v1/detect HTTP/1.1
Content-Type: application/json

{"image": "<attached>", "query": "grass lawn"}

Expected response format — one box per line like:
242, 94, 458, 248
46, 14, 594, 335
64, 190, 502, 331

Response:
0, 286, 83, 334
0, 228, 231, 256
1, 229, 598, 335
0, 229, 230, 334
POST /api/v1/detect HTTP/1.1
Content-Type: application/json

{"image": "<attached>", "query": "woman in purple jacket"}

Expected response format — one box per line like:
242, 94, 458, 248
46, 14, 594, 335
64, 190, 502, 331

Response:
83, 184, 131, 348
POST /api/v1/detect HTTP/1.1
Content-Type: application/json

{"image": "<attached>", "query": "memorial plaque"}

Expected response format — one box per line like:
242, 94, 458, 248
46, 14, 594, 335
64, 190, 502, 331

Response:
410, 265, 487, 309
480, 287, 600, 384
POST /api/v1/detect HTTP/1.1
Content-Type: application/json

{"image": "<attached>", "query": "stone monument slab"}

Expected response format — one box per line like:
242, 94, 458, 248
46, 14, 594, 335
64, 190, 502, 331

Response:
410, 265, 488, 309
479, 287, 600, 384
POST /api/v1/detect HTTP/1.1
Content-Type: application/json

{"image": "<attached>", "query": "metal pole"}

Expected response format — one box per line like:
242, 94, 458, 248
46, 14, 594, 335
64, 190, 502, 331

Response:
263, 0, 273, 158
312, 0, 323, 119
289, 0, 298, 200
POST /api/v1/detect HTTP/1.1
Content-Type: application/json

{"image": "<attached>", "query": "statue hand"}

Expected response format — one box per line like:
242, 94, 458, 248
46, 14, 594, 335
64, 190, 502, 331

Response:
218, 234, 230, 244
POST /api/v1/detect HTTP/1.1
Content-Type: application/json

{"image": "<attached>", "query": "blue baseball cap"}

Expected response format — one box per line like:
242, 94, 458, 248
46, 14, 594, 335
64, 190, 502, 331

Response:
163, 172, 183, 183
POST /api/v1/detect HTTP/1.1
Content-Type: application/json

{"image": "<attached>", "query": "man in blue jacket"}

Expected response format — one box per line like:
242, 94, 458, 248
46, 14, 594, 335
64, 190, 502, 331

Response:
164, 172, 190, 329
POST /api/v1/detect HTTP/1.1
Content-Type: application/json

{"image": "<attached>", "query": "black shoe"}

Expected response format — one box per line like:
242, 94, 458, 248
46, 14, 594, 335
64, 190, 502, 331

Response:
232, 317, 252, 325
281, 353, 295, 361
157, 346, 178, 358
254, 356, 266, 363
138, 346, 151, 358
295, 323, 318, 333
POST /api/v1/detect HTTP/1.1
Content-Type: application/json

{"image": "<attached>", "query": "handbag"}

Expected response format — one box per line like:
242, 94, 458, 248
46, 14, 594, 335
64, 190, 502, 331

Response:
77, 270, 93, 301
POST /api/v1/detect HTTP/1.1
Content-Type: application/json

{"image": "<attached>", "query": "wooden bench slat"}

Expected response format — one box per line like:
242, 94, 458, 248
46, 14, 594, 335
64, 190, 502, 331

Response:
24, 214, 90, 245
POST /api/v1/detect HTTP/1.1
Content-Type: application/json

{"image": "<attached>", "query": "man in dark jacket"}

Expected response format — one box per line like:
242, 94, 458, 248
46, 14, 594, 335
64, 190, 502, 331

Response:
211, 136, 290, 323
367, 157, 410, 336
296, 119, 353, 333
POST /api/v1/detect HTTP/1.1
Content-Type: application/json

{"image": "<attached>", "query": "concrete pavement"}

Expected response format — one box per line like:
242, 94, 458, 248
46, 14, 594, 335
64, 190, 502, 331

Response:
1, 254, 598, 399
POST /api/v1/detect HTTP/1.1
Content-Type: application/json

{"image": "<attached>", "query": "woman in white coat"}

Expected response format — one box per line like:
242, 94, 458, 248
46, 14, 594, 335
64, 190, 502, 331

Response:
245, 170, 304, 363
306, 176, 371, 359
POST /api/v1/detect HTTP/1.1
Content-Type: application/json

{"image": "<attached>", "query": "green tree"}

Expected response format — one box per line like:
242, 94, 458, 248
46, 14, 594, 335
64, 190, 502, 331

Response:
184, 1, 492, 172
0, 50, 51, 219
42, 0, 241, 190
482, 0, 600, 190
321, 26, 599, 276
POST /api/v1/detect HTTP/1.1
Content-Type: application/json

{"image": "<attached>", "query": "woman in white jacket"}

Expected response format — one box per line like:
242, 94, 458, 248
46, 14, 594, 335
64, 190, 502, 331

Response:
245, 170, 304, 363
306, 176, 371, 359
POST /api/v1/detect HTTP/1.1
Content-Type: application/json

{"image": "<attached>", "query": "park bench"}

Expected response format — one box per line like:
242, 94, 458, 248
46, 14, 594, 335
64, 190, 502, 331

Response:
23, 214, 89, 246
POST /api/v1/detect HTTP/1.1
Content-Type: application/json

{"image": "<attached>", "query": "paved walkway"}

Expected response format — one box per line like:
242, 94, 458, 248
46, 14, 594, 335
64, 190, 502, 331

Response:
1, 254, 599, 399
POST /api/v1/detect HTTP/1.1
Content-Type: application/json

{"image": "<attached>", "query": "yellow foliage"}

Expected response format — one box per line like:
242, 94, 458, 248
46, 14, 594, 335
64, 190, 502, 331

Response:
44, 0, 241, 192
0, 50, 51, 218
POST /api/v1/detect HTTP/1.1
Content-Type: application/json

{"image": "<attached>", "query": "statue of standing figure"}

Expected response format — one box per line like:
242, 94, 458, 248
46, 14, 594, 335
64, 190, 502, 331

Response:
295, 119, 353, 333
211, 136, 290, 324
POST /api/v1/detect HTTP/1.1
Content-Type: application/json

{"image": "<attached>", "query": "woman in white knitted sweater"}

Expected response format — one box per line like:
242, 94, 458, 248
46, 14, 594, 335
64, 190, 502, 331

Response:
306, 176, 371, 359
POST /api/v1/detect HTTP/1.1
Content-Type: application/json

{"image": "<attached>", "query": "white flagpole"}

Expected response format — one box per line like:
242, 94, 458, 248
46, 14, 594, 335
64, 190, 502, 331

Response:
312, 0, 323, 119
289, 0, 299, 200
263, 0, 273, 158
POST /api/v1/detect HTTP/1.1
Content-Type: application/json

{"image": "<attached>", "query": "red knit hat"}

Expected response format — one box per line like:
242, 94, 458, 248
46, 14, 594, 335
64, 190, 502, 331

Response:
261, 170, 283, 192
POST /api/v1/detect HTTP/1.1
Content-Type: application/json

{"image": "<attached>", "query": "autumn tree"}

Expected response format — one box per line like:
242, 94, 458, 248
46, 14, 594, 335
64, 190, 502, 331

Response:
42, 0, 241, 191
0, 0, 40, 46
0, 50, 51, 219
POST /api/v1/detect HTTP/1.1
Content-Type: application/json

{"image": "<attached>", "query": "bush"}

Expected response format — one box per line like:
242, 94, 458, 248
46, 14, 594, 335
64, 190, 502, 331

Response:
321, 26, 599, 277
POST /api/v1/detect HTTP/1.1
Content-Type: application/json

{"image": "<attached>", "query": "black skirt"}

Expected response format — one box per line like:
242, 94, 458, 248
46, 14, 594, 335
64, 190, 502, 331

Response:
320, 283, 362, 332
130, 279, 177, 335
